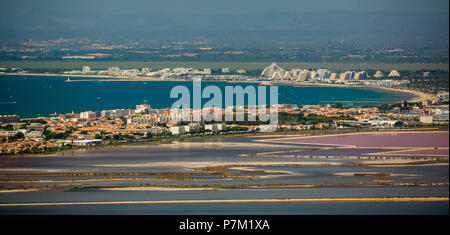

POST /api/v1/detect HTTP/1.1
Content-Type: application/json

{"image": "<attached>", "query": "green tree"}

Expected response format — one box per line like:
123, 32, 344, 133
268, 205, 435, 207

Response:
29, 119, 47, 124
43, 129, 55, 140
120, 117, 127, 126
1, 124, 14, 131
146, 132, 153, 139
10, 132, 25, 141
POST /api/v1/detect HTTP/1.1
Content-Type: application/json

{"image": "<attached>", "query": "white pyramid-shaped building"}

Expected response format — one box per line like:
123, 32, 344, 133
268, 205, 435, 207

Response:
261, 63, 286, 80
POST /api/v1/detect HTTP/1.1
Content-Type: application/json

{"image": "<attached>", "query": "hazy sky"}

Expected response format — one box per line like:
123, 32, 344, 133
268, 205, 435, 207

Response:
0, 0, 448, 34
1, 0, 449, 14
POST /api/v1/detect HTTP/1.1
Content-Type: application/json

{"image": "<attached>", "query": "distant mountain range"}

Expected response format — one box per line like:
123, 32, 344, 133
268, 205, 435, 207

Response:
0, 10, 447, 36
0, 10, 447, 63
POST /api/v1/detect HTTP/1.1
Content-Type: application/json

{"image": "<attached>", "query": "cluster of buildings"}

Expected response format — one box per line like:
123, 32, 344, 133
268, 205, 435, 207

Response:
0, 103, 252, 154
0, 115, 20, 123
418, 96, 450, 125
65, 66, 212, 78
259, 63, 405, 86
64, 66, 247, 79
1, 99, 448, 154
299, 101, 449, 128
6, 63, 434, 90
61, 63, 412, 88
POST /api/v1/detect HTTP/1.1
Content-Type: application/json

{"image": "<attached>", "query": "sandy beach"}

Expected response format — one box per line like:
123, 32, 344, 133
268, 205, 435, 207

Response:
279, 80, 435, 103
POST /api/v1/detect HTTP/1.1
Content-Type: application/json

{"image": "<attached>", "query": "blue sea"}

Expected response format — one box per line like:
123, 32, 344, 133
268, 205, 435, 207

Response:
0, 75, 413, 118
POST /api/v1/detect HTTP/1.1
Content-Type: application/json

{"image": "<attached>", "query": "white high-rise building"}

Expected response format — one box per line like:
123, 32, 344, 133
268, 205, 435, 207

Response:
297, 70, 310, 81
283, 71, 292, 80
136, 104, 153, 114
329, 73, 338, 80
82, 66, 91, 74
169, 126, 186, 135
340, 71, 354, 80
374, 71, 384, 78
388, 70, 400, 77
235, 69, 246, 74
108, 67, 120, 75
316, 69, 331, 80
80, 111, 97, 119
354, 71, 368, 80
111, 109, 129, 117
203, 68, 211, 74
261, 63, 286, 80
290, 69, 302, 78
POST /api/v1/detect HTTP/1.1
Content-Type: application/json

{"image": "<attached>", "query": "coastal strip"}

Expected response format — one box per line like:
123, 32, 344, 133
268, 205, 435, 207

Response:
0, 197, 447, 207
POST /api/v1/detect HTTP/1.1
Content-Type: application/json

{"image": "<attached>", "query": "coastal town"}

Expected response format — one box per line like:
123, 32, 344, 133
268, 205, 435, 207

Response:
1, 62, 449, 155
1, 94, 448, 155
1, 63, 449, 155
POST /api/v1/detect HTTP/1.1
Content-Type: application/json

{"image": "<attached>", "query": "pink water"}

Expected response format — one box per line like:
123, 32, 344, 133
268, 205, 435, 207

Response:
279, 132, 449, 148
392, 148, 449, 155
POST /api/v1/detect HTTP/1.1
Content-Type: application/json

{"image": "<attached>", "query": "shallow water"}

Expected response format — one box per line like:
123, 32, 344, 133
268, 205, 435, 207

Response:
0, 75, 413, 117
0, 133, 448, 214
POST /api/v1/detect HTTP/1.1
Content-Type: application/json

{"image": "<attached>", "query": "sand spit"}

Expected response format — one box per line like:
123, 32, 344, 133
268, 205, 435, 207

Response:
0, 168, 74, 173
242, 153, 445, 161
157, 141, 293, 149
0, 189, 41, 193
102, 186, 214, 191
333, 172, 418, 177
361, 158, 448, 165
93, 161, 342, 169
0, 181, 447, 193
0, 177, 190, 184
228, 167, 294, 175
0, 197, 447, 207
369, 163, 449, 167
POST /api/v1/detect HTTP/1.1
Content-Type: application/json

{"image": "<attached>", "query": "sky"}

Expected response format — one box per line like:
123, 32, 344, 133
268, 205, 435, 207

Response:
1, 0, 449, 14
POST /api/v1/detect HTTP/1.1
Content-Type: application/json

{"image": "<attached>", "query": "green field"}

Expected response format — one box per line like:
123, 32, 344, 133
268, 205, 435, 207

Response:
1, 61, 448, 72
